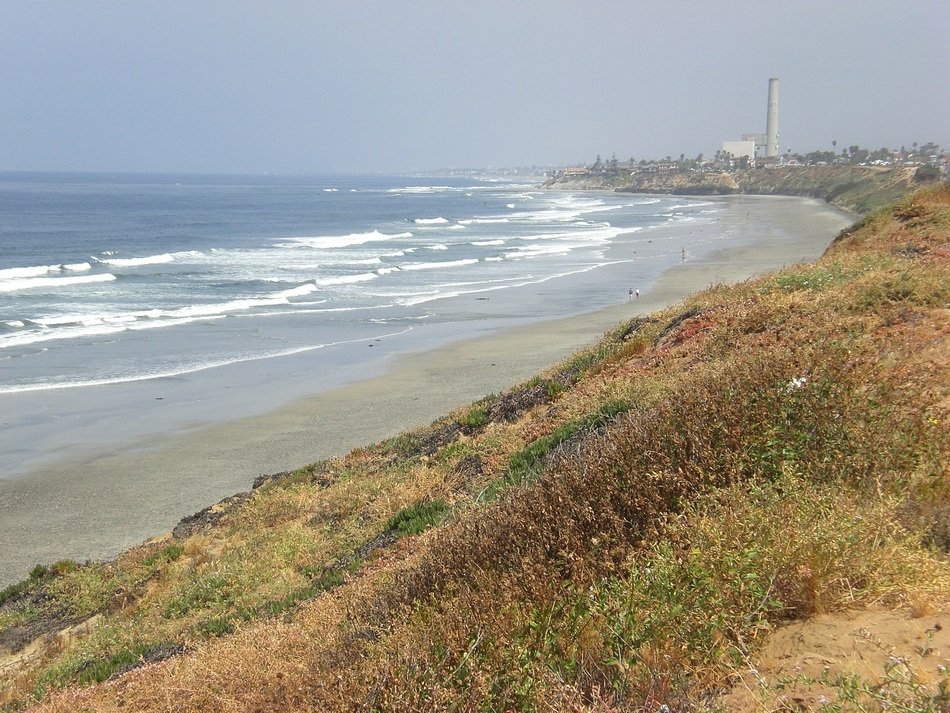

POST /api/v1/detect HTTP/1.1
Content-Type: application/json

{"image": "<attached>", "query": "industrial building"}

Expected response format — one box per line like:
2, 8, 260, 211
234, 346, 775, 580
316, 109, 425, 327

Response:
721, 78, 780, 165
721, 140, 757, 162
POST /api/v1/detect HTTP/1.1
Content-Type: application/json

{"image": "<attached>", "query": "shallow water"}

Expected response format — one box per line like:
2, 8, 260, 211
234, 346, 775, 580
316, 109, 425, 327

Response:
0, 173, 732, 476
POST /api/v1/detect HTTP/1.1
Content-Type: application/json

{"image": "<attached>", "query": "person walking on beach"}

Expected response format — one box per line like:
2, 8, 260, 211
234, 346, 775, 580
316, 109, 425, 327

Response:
635, 289, 640, 299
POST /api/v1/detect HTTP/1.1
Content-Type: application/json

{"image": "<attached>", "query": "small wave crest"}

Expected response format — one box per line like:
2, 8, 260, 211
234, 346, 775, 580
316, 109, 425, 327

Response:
275, 230, 412, 250
459, 217, 510, 225
312, 272, 378, 286
0, 273, 117, 293
400, 258, 478, 272
386, 186, 453, 194
0, 261, 93, 280
0, 278, 328, 350
93, 250, 201, 267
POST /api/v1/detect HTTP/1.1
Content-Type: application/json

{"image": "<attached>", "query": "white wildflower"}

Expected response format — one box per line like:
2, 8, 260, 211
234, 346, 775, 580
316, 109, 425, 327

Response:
787, 376, 808, 390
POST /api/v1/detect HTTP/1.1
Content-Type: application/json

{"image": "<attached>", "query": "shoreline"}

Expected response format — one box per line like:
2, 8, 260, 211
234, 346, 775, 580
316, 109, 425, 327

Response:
0, 195, 855, 586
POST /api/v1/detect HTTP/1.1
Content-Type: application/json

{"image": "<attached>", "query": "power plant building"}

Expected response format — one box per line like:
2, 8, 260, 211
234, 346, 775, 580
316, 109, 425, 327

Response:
720, 78, 780, 165
743, 133, 767, 156
721, 140, 756, 161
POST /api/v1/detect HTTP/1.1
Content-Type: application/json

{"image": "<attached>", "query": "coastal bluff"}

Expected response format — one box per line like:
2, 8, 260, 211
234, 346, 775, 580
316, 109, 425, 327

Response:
2, 185, 947, 711
542, 164, 933, 214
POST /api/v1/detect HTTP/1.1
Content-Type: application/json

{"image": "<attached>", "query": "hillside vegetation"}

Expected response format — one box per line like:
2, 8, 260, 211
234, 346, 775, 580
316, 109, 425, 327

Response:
543, 164, 937, 214
1, 185, 949, 711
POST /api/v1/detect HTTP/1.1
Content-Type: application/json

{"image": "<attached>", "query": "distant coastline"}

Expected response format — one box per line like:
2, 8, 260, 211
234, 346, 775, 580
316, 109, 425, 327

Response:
0, 194, 854, 587
541, 164, 939, 214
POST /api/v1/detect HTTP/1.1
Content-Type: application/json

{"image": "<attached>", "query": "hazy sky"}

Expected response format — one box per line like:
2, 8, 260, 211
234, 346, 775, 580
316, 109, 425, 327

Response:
2, 1, 947, 174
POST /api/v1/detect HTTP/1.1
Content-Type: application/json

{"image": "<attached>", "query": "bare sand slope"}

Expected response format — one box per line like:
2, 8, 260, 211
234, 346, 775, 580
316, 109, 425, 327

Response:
719, 602, 949, 710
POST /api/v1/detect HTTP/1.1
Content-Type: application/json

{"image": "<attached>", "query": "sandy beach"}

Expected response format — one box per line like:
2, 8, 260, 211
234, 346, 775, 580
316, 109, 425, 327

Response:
0, 195, 854, 586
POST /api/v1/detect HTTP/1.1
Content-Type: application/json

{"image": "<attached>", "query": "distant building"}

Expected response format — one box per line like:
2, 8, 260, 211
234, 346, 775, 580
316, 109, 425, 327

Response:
742, 133, 767, 157
721, 140, 756, 162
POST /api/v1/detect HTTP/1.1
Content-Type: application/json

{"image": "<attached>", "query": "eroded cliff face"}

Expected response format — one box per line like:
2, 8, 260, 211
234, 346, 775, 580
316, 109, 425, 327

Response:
543, 165, 931, 214
733, 166, 919, 211
617, 171, 739, 195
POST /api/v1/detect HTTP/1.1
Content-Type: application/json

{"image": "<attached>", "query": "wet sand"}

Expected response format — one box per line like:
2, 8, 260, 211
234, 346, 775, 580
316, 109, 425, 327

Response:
0, 195, 854, 586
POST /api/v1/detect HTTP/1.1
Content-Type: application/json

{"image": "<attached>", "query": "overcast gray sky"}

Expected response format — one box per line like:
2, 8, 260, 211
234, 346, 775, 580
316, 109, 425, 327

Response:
1, 1, 947, 174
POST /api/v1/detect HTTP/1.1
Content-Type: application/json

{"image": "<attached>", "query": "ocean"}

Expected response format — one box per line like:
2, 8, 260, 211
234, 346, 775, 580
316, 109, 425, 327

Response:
0, 172, 727, 476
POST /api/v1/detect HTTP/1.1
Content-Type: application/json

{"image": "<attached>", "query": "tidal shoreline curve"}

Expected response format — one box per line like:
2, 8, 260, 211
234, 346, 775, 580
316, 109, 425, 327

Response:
0, 195, 854, 586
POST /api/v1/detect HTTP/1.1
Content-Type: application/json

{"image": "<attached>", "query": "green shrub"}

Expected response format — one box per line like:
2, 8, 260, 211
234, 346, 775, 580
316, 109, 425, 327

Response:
0, 578, 33, 607
34, 641, 179, 694
506, 399, 631, 487
459, 406, 489, 429
142, 544, 185, 568
386, 500, 450, 537
76, 644, 155, 685
162, 572, 233, 618
193, 616, 235, 638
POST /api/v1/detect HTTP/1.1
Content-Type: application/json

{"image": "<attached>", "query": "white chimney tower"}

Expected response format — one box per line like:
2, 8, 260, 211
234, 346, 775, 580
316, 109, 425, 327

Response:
766, 77, 779, 158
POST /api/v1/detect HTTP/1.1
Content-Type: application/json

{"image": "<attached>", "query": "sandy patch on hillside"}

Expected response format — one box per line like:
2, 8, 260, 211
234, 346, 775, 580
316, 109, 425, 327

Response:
718, 603, 949, 711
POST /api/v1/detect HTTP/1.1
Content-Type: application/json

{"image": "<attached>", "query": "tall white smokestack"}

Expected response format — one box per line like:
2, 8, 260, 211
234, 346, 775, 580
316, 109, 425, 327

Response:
766, 77, 779, 158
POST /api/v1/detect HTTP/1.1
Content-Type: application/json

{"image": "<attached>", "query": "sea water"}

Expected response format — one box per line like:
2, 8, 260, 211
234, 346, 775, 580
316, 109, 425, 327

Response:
0, 172, 727, 475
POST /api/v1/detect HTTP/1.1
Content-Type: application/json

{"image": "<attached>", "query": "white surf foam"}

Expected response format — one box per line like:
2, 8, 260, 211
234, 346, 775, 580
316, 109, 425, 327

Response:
274, 283, 319, 299
0, 273, 117, 293
0, 265, 56, 279
312, 272, 378, 286
505, 245, 572, 259
0, 279, 328, 350
386, 186, 453, 194
275, 230, 411, 250
399, 259, 479, 272
96, 253, 176, 267
0, 261, 93, 280
459, 217, 510, 225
